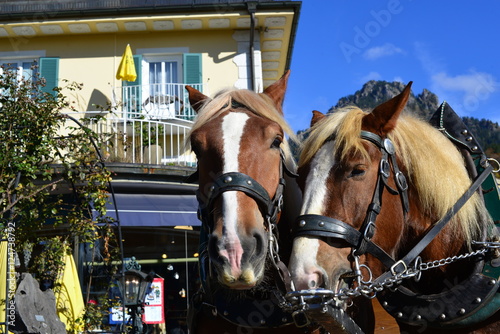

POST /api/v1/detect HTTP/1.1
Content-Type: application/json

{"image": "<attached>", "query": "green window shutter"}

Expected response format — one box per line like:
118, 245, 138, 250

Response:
183, 53, 202, 85
123, 55, 142, 117
124, 55, 142, 87
39, 57, 59, 98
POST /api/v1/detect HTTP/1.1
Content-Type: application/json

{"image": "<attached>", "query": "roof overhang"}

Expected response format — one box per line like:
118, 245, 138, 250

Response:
0, 1, 301, 85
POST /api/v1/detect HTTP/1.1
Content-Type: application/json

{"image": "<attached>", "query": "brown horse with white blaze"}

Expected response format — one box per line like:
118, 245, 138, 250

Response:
186, 71, 320, 334
288, 82, 500, 333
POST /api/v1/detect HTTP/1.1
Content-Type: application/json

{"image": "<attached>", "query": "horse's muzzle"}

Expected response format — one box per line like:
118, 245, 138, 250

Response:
208, 228, 268, 289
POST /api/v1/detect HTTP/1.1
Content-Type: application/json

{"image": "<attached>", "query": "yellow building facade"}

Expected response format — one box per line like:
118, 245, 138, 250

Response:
0, 1, 301, 332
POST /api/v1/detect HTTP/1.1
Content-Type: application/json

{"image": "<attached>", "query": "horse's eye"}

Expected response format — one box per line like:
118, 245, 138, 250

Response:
271, 137, 282, 149
349, 166, 366, 178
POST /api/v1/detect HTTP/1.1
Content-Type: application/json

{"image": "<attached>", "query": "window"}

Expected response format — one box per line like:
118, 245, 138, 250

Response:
0, 60, 38, 81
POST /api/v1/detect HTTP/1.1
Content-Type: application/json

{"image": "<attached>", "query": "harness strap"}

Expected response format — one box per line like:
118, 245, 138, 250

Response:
379, 162, 494, 280
197, 171, 284, 233
293, 214, 396, 268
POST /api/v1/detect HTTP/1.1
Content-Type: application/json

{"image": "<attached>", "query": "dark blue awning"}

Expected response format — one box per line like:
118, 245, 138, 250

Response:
97, 193, 200, 227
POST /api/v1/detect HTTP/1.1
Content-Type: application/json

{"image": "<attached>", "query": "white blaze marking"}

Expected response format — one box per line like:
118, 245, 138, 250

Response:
300, 140, 336, 215
290, 140, 337, 286
220, 112, 249, 272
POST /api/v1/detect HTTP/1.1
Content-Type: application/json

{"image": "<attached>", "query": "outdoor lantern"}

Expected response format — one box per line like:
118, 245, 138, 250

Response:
119, 269, 151, 306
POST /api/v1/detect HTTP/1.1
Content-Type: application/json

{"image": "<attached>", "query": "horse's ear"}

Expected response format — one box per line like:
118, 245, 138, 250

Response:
263, 70, 290, 113
311, 110, 326, 127
362, 81, 413, 135
186, 85, 210, 113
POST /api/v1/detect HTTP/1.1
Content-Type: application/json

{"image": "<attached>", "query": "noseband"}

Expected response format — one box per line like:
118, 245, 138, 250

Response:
292, 130, 409, 268
197, 148, 296, 234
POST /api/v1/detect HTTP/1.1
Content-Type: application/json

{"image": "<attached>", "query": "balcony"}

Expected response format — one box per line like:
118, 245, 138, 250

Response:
81, 83, 206, 168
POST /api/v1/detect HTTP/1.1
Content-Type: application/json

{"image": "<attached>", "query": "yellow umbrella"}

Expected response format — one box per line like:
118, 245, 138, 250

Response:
116, 44, 137, 81
55, 253, 85, 332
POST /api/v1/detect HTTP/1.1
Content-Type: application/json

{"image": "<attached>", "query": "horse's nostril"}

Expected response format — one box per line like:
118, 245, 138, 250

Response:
253, 230, 266, 257
309, 271, 324, 289
208, 236, 224, 263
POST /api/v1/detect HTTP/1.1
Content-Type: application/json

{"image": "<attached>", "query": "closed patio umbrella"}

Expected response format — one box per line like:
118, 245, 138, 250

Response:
116, 44, 137, 82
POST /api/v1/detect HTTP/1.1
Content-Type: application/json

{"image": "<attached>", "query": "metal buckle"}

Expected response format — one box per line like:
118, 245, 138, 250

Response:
395, 171, 408, 191
380, 159, 390, 178
292, 310, 310, 327
363, 221, 376, 241
383, 138, 395, 154
276, 194, 284, 212
390, 260, 408, 276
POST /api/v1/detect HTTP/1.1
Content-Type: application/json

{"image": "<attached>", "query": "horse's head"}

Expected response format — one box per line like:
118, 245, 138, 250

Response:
289, 84, 413, 292
289, 82, 489, 297
187, 71, 296, 290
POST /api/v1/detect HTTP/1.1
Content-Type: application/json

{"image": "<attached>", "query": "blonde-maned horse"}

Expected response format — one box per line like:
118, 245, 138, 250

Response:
288, 82, 499, 333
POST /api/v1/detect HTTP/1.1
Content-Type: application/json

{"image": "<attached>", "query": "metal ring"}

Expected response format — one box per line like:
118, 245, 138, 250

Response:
359, 264, 373, 285
488, 158, 500, 173
413, 256, 422, 282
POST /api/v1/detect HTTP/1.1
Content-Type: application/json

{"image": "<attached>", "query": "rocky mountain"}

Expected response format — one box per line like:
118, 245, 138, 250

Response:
324, 80, 499, 160
329, 80, 439, 119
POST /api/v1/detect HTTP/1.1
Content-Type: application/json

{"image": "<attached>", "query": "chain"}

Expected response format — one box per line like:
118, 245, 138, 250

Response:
268, 220, 281, 267
418, 248, 488, 270
284, 246, 492, 312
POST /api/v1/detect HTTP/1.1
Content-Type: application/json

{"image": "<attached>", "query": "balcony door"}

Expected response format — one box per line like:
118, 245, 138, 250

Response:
142, 55, 182, 119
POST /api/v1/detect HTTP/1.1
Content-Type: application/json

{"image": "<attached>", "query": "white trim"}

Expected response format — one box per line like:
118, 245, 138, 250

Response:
136, 47, 189, 55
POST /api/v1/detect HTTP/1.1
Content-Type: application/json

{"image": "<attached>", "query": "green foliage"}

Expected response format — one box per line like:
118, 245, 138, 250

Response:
134, 119, 164, 147
29, 237, 69, 282
0, 63, 120, 332
76, 295, 122, 333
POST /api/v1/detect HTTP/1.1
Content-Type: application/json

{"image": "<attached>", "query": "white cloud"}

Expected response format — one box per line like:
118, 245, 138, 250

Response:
359, 71, 382, 83
431, 71, 496, 97
414, 42, 499, 115
414, 41, 444, 74
393, 76, 404, 84
430, 70, 498, 112
363, 43, 405, 60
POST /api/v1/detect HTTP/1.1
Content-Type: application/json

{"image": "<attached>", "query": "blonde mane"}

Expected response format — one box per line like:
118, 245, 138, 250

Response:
300, 107, 491, 244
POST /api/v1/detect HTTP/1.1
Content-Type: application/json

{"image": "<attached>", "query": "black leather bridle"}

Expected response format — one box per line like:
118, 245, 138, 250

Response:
192, 149, 301, 329
292, 129, 494, 278
292, 130, 409, 268
196, 148, 296, 234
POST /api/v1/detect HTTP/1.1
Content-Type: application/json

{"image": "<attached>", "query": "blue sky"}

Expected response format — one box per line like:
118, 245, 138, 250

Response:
283, 0, 500, 132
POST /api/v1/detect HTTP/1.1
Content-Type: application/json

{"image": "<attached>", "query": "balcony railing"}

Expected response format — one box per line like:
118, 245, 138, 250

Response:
80, 82, 206, 167
117, 83, 206, 122
87, 117, 196, 167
